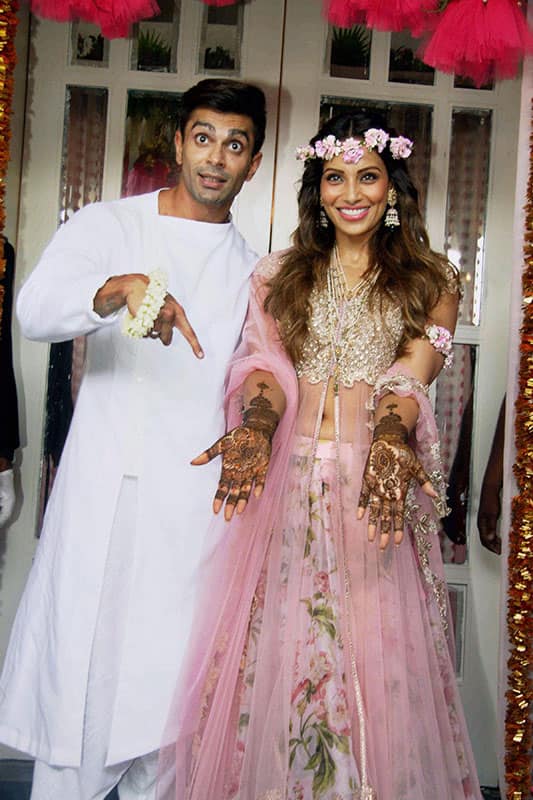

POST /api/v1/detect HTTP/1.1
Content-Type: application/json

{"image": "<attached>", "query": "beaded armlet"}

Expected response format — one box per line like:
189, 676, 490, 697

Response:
370, 372, 429, 409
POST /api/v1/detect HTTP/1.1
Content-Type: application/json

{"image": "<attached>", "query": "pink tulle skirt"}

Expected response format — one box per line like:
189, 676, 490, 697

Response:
158, 383, 482, 799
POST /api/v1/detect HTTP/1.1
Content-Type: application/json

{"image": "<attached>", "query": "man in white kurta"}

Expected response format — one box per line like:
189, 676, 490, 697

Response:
0, 79, 266, 800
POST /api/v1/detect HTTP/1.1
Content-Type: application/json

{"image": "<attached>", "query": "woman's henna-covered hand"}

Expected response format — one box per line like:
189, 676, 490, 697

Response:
192, 382, 280, 521
357, 403, 437, 549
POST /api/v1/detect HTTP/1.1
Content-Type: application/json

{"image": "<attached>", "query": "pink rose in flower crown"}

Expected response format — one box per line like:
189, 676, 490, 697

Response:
295, 144, 315, 162
315, 134, 341, 160
364, 128, 389, 153
341, 137, 365, 164
389, 135, 414, 159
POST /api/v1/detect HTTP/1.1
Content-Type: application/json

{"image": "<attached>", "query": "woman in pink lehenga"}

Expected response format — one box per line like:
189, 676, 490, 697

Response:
157, 111, 482, 800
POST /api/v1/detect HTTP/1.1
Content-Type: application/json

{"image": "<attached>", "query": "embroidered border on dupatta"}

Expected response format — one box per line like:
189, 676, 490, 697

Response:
369, 368, 450, 631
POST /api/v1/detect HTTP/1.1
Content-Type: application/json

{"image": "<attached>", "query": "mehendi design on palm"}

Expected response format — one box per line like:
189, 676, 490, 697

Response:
359, 404, 430, 539
198, 382, 280, 518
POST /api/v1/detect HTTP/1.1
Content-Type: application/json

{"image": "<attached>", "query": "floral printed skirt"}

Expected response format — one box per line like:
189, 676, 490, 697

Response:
216, 437, 481, 800
230, 440, 361, 800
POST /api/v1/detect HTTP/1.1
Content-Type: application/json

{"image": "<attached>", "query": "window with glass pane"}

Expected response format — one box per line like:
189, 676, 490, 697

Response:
70, 21, 109, 67
39, 86, 109, 533
445, 109, 492, 326
328, 25, 371, 80
447, 583, 467, 676
435, 343, 477, 565
320, 96, 432, 211
389, 31, 434, 86
131, 0, 180, 73
454, 74, 493, 91
122, 90, 182, 198
199, 3, 243, 74
59, 86, 108, 223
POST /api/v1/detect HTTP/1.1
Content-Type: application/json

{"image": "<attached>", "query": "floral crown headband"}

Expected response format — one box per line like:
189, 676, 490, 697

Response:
295, 128, 413, 165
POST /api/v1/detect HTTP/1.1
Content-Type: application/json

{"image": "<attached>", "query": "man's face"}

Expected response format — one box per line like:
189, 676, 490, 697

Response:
174, 108, 262, 217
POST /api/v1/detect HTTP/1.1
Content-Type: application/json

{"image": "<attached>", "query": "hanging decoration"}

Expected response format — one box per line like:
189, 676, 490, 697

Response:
326, 0, 439, 36
0, 0, 17, 337
422, 0, 533, 86
26, 0, 533, 84
324, 0, 533, 86
326, 0, 366, 27
505, 102, 533, 800
29, 0, 160, 38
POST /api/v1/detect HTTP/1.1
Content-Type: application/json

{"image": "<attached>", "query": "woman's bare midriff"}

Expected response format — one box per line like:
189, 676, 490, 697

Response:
318, 379, 336, 440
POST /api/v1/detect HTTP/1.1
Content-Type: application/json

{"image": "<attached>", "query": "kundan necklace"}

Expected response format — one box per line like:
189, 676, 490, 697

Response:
326, 246, 372, 395
331, 243, 367, 300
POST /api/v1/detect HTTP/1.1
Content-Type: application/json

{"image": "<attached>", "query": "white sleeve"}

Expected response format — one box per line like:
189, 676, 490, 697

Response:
17, 203, 126, 343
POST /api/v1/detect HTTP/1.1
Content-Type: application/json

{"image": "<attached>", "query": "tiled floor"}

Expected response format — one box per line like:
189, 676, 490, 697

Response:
0, 760, 502, 799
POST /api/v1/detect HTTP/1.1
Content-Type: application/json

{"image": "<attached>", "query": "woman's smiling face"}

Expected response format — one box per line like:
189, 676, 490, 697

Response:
319, 148, 390, 242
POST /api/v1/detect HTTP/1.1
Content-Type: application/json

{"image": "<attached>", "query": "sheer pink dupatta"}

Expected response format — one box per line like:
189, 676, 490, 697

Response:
157, 254, 298, 800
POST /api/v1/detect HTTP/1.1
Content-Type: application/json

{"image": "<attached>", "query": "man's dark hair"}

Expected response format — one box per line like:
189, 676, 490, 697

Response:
179, 79, 266, 156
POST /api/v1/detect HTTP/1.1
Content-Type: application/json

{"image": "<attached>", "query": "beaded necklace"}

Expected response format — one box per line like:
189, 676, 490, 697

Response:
326, 246, 372, 395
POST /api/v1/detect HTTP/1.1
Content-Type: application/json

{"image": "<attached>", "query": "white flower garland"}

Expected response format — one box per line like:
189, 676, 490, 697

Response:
121, 269, 168, 339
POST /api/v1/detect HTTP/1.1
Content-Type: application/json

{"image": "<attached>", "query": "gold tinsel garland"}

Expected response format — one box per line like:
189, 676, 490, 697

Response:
505, 100, 533, 800
0, 0, 17, 337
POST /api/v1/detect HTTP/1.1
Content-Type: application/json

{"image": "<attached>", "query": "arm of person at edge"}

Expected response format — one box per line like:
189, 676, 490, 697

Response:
357, 287, 459, 550
0, 456, 15, 527
477, 397, 505, 555
93, 274, 203, 356
192, 370, 287, 522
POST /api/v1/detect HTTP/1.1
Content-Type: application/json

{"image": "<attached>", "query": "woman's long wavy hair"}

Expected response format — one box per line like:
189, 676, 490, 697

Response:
265, 111, 457, 365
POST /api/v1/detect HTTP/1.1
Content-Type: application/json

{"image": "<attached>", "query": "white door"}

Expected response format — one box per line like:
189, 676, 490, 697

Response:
5, 0, 522, 784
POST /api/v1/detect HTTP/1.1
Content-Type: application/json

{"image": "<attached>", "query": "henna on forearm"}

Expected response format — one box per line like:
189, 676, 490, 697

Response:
242, 381, 280, 440
372, 403, 408, 445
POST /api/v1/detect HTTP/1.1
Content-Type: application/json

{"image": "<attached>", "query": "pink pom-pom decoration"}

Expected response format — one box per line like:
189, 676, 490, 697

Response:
30, 0, 160, 38
365, 0, 440, 35
325, 0, 368, 27
30, 0, 76, 22
422, 0, 533, 86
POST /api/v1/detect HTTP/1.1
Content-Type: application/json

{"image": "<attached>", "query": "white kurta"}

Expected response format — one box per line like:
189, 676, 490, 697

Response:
0, 191, 258, 767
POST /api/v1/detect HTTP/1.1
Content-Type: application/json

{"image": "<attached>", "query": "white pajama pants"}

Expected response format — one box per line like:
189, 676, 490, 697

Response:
31, 478, 160, 800
31, 750, 158, 800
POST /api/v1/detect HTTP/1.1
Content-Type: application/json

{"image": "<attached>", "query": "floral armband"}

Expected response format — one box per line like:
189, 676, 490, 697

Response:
424, 324, 453, 369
